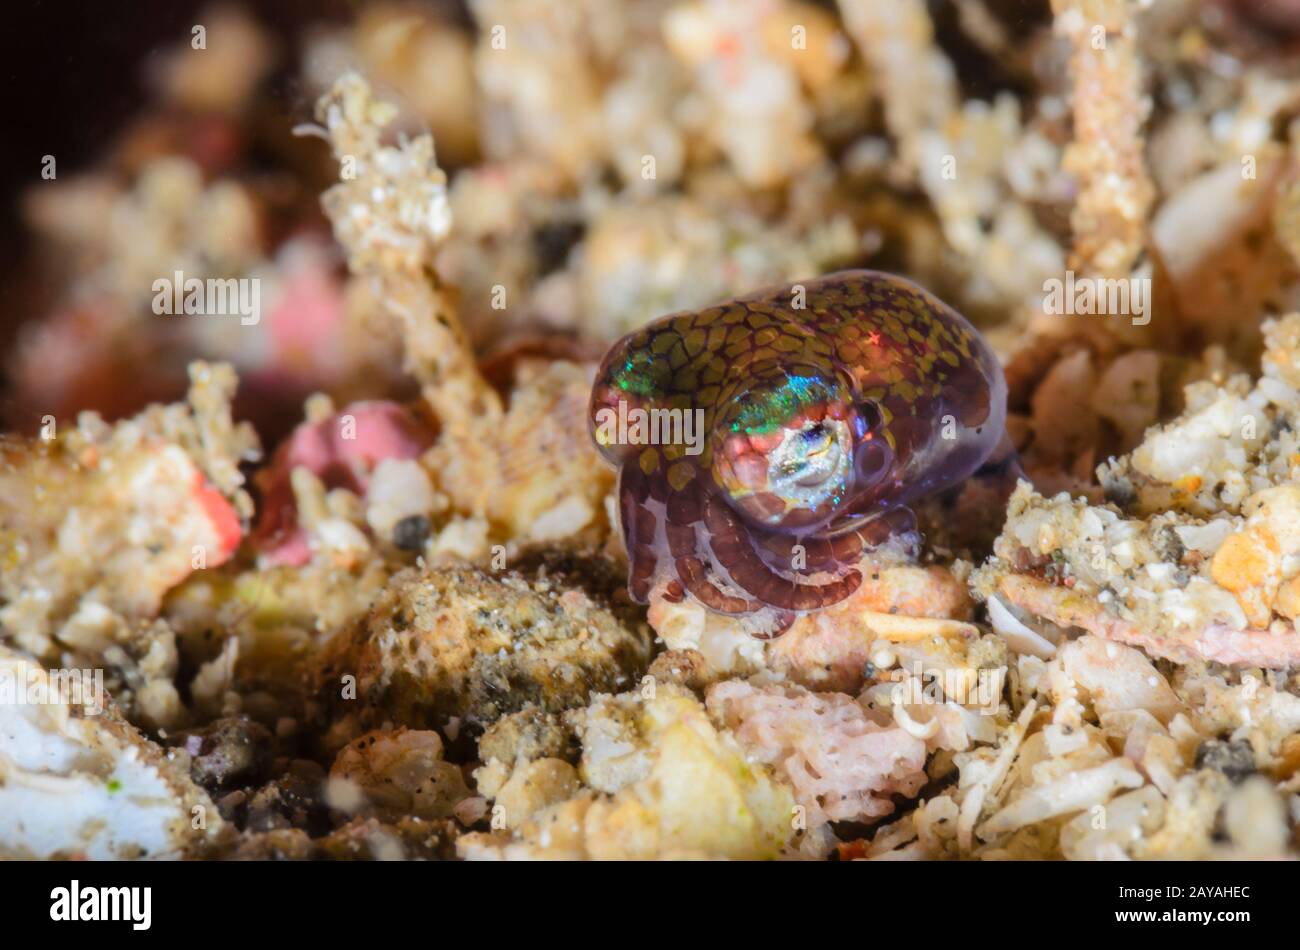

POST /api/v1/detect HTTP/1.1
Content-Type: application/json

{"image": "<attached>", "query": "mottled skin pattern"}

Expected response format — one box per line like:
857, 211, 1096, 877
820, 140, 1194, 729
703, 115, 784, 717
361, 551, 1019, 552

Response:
589, 270, 1006, 637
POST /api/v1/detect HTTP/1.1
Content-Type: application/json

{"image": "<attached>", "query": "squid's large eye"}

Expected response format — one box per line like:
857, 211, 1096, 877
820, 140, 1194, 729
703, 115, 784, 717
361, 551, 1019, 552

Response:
713, 414, 853, 527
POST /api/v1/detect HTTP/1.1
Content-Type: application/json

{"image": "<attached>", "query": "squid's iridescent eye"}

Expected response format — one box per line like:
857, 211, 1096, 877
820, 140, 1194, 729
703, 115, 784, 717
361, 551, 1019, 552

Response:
713, 413, 853, 527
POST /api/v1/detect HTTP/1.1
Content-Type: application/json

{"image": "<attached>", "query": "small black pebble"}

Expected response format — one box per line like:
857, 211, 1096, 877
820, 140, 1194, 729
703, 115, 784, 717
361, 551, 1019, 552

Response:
532, 219, 585, 276
1194, 738, 1256, 784
1101, 477, 1137, 509
393, 514, 431, 552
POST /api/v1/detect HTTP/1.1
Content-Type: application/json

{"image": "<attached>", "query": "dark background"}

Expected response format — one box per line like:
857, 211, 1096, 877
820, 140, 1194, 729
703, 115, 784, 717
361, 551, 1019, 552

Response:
0, 0, 364, 378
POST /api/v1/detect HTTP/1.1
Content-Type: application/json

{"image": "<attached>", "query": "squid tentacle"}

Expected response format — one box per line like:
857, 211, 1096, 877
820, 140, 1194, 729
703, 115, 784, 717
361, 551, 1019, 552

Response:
617, 465, 660, 602
664, 479, 756, 614
755, 529, 864, 576
751, 505, 920, 584
702, 492, 862, 611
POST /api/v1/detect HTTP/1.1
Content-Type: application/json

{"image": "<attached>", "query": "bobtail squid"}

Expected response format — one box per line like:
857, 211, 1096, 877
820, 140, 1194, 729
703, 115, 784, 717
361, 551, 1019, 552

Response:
589, 270, 1008, 637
